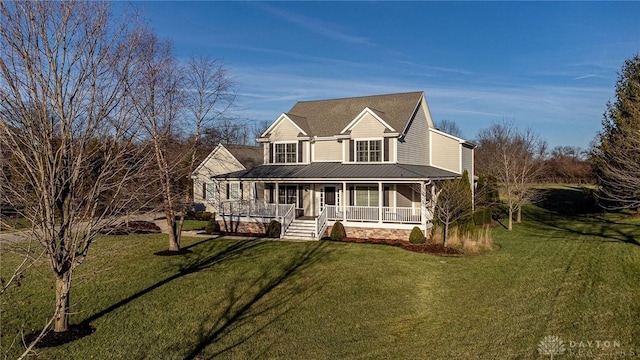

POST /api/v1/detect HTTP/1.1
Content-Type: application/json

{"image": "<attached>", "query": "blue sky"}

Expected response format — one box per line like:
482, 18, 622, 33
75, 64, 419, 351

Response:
134, 1, 640, 149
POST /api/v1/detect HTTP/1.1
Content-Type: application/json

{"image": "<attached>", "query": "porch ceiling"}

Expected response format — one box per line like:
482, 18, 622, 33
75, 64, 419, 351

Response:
214, 162, 459, 182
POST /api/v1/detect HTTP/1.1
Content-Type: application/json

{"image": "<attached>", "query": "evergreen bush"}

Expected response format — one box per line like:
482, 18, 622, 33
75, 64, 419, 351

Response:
409, 226, 426, 244
267, 220, 281, 238
205, 218, 220, 234
330, 221, 346, 240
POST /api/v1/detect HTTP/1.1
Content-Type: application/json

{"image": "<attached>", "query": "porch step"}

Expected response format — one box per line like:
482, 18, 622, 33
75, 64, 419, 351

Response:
282, 219, 317, 240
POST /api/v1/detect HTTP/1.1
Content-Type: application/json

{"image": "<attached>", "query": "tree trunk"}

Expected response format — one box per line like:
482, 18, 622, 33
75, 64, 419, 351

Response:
166, 216, 180, 251
508, 207, 513, 231
516, 206, 522, 223
54, 272, 71, 333
443, 222, 449, 247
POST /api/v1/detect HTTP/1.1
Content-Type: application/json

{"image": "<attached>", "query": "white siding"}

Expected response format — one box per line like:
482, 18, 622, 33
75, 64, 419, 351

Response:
397, 103, 429, 165
431, 131, 461, 173
313, 140, 343, 161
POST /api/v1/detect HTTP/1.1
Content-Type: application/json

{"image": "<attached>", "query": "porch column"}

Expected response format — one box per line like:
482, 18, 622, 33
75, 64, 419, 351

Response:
378, 182, 383, 224
275, 182, 280, 217
420, 181, 427, 233
342, 181, 347, 222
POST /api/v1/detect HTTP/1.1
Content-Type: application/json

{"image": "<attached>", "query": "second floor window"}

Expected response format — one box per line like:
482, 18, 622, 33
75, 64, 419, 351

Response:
275, 143, 297, 163
356, 140, 382, 162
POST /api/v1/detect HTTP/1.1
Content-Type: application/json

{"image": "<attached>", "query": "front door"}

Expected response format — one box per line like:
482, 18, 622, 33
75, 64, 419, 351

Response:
325, 186, 336, 206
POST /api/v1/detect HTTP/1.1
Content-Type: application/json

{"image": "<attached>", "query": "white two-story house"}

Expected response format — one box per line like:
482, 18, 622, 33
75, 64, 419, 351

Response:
205, 91, 474, 240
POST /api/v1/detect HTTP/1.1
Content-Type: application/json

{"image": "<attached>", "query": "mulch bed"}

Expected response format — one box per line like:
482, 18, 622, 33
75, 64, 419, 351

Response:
25, 323, 95, 348
324, 237, 463, 255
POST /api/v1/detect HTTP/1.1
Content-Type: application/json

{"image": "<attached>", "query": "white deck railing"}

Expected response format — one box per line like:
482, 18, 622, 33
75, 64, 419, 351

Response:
326, 205, 422, 224
219, 201, 423, 227
280, 204, 295, 238
219, 200, 291, 218
315, 206, 328, 239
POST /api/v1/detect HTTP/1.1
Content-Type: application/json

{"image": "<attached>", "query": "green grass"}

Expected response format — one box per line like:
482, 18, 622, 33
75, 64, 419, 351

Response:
0, 217, 31, 231
2, 200, 640, 359
180, 220, 209, 231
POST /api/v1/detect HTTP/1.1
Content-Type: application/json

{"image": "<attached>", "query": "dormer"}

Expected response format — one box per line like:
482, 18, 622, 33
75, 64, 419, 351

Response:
257, 113, 310, 165
341, 107, 399, 164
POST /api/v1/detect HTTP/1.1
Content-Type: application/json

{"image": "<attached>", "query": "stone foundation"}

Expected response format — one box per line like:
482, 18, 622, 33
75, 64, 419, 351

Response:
216, 219, 269, 235
325, 224, 424, 241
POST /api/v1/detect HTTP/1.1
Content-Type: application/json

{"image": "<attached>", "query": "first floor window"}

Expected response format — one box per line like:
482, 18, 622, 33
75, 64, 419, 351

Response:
356, 140, 382, 162
355, 186, 379, 207
227, 182, 241, 200
203, 182, 216, 200
278, 186, 297, 204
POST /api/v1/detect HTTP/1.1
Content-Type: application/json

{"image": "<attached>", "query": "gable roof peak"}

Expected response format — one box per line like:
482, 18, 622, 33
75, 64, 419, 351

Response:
286, 91, 425, 137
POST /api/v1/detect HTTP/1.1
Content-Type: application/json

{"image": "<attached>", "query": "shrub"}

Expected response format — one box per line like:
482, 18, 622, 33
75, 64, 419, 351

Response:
266, 220, 281, 238
205, 218, 220, 234
195, 211, 213, 221
409, 226, 426, 244
330, 221, 346, 240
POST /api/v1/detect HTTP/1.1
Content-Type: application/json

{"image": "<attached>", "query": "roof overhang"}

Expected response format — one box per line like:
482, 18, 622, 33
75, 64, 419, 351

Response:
213, 163, 460, 183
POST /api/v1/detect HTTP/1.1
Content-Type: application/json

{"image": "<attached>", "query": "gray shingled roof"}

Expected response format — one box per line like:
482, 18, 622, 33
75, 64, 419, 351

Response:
214, 162, 459, 181
281, 92, 423, 137
224, 144, 263, 169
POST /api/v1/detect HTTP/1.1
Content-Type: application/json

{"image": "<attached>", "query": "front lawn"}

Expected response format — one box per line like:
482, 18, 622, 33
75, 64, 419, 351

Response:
180, 219, 209, 231
2, 204, 640, 359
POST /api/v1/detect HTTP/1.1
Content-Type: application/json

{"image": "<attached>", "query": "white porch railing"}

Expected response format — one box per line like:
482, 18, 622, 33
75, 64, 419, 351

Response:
280, 204, 295, 239
315, 206, 328, 239
219, 200, 291, 218
326, 205, 422, 224
381, 207, 422, 223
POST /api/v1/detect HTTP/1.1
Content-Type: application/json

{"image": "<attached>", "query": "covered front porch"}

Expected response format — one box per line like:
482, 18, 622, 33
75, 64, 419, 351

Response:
214, 162, 459, 239
218, 180, 434, 240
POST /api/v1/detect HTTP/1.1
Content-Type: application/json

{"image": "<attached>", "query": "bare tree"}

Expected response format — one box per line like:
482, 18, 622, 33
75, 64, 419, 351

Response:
0, 0, 147, 342
433, 175, 474, 247
475, 121, 546, 230
435, 119, 464, 138
175, 56, 236, 245
130, 31, 187, 251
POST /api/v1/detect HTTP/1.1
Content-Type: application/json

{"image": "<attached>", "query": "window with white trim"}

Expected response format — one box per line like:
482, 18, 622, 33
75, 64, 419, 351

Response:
355, 186, 379, 207
356, 140, 382, 162
274, 143, 297, 163
203, 183, 216, 200
228, 182, 241, 200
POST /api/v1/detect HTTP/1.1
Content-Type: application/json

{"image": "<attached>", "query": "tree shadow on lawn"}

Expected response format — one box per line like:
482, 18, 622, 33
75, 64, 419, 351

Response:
527, 187, 640, 246
76, 237, 332, 357
180, 241, 332, 359
79, 238, 283, 328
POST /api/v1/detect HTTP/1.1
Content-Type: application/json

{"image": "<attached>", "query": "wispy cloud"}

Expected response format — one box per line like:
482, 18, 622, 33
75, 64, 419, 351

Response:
230, 65, 613, 147
573, 74, 598, 80
398, 60, 473, 76
257, 4, 374, 46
